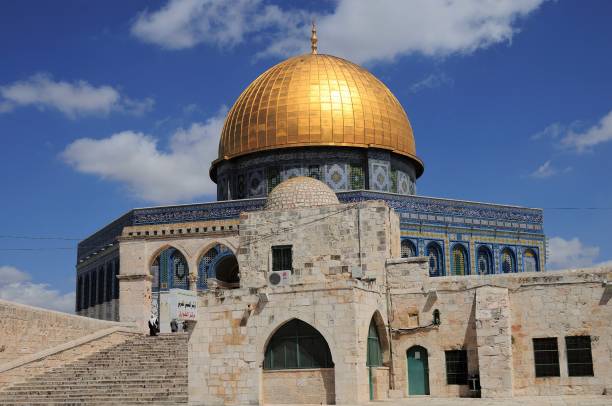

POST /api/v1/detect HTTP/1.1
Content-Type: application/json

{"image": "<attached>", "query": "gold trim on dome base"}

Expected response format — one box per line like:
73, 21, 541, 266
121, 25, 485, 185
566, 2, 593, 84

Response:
212, 53, 423, 179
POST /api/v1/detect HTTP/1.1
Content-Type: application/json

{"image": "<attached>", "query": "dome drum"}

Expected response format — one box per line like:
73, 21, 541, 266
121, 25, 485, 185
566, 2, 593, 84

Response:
214, 146, 417, 201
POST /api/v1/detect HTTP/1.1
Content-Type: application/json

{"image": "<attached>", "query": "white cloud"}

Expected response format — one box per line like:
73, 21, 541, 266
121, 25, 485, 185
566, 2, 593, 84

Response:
547, 237, 600, 270
131, 0, 302, 50
410, 72, 454, 93
529, 160, 571, 179
131, 0, 548, 64
530, 122, 567, 140
62, 109, 226, 203
561, 110, 612, 152
0, 73, 154, 118
0, 266, 75, 313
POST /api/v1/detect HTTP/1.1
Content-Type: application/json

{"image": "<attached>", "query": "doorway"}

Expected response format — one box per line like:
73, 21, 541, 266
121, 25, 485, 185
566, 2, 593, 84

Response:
407, 346, 430, 396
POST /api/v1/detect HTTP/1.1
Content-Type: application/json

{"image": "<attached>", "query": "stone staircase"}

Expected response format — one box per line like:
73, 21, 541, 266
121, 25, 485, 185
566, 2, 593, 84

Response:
0, 333, 189, 405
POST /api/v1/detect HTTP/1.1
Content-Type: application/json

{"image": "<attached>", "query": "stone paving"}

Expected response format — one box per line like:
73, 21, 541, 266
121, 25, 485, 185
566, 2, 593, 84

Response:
364, 395, 612, 406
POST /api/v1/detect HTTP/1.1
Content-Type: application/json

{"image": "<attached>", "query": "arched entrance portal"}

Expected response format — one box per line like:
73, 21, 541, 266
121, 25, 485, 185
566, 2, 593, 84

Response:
407, 346, 430, 396
263, 319, 335, 404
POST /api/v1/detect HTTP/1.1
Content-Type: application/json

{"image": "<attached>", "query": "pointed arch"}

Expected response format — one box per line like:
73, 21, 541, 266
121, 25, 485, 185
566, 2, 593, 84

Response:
523, 248, 539, 273
150, 246, 189, 290
451, 243, 469, 276
197, 243, 239, 289
477, 245, 494, 275
401, 239, 417, 258
367, 310, 390, 365
425, 242, 444, 276
263, 318, 334, 370
501, 247, 516, 273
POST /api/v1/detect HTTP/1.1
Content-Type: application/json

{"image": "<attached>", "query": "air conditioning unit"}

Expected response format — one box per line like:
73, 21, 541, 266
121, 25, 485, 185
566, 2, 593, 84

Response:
268, 270, 291, 286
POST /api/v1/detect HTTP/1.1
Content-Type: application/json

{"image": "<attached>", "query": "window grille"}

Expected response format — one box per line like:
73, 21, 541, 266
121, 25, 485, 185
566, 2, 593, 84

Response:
350, 164, 364, 190
272, 245, 292, 272
308, 165, 322, 181
172, 252, 189, 289
401, 239, 416, 258
501, 248, 516, 273
445, 350, 468, 385
267, 167, 281, 193
524, 249, 538, 273
566, 336, 594, 376
390, 169, 397, 193
477, 246, 493, 275
367, 319, 383, 367
264, 319, 334, 370
533, 337, 560, 377
452, 244, 468, 276
198, 247, 218, 289
426, 242, 443, 276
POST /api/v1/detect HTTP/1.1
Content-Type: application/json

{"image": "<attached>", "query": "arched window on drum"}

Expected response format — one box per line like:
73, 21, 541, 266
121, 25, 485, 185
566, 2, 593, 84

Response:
500, 248, 516, 274
476, 246, 494, 275
401, 239, 417, 258
451, 244, 468, 276
426, 242, 443, 277
523, 249, 539, 273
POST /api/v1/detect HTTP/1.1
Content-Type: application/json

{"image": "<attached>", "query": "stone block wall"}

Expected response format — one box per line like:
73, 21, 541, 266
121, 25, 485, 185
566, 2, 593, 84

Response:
0, 299, 120, 365
188, 280, 387, 405
238, 201, 399, 289
475, 286, 512, 397
263, 369, 335, 404
385, 262, 612, 399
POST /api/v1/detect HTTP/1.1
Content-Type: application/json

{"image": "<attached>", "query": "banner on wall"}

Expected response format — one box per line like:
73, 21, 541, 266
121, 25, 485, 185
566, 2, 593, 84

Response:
168, 289, 197, 321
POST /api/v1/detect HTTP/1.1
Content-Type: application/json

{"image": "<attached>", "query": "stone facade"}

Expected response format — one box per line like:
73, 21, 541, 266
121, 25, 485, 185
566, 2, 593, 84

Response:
107, 185, 610, 404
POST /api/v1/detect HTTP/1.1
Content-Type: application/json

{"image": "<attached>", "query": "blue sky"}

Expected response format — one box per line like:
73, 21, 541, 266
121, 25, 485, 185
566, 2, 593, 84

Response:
1, 0, 611, 312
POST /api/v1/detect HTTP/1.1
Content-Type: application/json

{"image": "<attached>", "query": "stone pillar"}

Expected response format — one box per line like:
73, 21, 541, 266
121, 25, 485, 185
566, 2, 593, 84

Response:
475, 286, 513, 398
118, 274, 152, 332
188, 274, 198, 292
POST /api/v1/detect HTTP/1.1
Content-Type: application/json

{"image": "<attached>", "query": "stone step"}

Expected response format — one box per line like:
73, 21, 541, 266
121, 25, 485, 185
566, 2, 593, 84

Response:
9, 381, 187, 390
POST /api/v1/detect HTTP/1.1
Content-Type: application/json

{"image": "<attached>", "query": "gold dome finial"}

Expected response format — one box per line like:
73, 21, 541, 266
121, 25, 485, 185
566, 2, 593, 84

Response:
310, 21, 318, 54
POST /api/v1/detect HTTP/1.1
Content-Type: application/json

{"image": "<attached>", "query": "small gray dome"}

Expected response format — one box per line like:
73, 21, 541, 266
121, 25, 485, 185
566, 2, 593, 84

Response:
265, 176, 340, 211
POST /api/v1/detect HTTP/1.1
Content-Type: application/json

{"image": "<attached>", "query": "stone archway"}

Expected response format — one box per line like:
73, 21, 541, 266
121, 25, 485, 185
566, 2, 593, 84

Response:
262, 319, 335, 404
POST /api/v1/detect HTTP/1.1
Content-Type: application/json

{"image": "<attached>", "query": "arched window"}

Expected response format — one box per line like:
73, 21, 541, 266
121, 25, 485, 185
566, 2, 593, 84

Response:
264, 319, 333, 370
523, 249, 539, 273
367, 319, 383, 367
451, 244, 468, 276
501, 248, 516, 273
150, 248, 189, 290
426, 242, 443, 276
401, 239, 416, 258
198, 244, 239, 290
477, 246, 493, 275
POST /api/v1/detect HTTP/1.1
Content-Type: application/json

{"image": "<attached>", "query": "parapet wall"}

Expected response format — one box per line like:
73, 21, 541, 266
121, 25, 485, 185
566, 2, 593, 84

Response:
0, 299, 122, 365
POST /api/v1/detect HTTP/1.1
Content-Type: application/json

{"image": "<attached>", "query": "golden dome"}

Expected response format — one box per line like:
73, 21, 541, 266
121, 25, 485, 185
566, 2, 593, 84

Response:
214, 53, 423, 176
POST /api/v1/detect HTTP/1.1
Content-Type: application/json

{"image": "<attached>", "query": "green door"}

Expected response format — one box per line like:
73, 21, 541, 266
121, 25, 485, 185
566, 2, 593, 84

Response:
407, 346, 430, 396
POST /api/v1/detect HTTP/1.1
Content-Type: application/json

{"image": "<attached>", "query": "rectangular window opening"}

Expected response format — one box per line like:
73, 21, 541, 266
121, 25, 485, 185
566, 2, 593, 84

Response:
272, 245, 293, 272
445, 350, 468, 385
566, 336, 594, 377
533, 337, 560, 377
